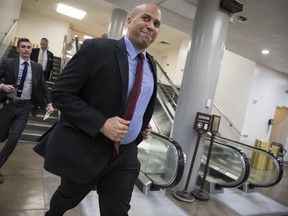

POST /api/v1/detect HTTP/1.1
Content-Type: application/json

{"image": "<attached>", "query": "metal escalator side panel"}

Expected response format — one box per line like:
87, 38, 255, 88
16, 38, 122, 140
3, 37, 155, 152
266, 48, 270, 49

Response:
137, 131, 185, 189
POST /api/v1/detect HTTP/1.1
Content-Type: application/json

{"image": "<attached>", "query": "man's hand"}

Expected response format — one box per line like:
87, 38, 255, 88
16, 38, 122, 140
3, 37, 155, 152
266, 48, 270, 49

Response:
45, 103, 54, 114
141, 124, 152, 139
1, 84, 17, 93
100, 116, 130, 142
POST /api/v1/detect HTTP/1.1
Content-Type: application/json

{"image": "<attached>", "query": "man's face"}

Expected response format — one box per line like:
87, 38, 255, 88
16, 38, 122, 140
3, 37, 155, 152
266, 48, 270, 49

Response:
40, 40, 48, 50
126, 4, 161, 51
17, 42, 32, 59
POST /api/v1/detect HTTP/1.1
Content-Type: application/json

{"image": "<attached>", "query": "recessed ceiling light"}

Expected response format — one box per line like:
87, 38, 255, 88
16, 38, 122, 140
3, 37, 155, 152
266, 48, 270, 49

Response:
56, 3, 86, 20
261, 49, 270, 55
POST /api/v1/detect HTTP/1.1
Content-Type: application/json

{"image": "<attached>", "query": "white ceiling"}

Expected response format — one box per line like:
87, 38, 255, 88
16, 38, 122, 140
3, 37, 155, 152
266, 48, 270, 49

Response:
21, 0, 288, 75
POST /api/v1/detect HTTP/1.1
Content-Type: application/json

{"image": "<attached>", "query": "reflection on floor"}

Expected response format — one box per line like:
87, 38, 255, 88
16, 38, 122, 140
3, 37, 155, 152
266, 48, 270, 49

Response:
0, 142, 288, 216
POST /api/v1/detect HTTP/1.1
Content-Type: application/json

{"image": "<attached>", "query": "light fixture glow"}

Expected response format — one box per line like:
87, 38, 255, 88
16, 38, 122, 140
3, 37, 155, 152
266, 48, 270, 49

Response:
261, 49, 270, 55
56, 3, 86, 20
83, 35, 93, 39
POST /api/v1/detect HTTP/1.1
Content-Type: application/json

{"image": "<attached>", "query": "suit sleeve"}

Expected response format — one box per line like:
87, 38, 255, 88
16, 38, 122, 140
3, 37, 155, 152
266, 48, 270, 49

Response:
40, 70, 51, 104
50, 40, 107, 138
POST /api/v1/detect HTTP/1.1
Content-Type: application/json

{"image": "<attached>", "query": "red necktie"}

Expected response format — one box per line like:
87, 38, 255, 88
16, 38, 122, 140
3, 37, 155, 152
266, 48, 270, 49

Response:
114, 53, 144, 154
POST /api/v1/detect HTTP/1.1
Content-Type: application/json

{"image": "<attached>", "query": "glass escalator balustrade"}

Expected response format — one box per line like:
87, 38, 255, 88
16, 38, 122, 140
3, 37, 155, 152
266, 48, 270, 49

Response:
210, 136, 283, 188
137, 132, 185, 188
200, 138, 250, 188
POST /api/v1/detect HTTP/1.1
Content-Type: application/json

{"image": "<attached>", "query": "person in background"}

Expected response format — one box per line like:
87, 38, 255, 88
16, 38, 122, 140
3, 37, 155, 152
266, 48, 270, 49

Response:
31, 37, 54, 81
33, 3, 161, 216
0, 38, 54, 184
30, 37, 54, 116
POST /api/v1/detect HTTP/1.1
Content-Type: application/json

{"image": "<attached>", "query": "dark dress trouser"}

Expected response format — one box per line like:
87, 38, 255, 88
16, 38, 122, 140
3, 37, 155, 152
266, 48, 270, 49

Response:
0, 102, 31, 168
46, 142, 140, 216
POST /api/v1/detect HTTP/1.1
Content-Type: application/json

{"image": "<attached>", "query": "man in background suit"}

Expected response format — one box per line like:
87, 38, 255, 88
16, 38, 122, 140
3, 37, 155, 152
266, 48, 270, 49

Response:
33, 3, 161, 216
0, 38, 54, 183
31, 37, 54, 81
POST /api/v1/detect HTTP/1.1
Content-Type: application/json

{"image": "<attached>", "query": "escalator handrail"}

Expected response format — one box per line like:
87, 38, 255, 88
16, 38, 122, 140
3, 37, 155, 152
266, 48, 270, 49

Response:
0, 19, 18, 47
205, 137, 250, 188
142, 131, 185, 189
155, 60, 180, 96
214, 135, 283, 187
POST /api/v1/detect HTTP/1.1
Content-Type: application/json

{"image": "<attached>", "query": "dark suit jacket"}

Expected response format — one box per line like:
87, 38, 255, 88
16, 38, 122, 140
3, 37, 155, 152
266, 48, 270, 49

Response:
33, 37, 157, 183
30, 48, 53, 73
0, 58, 51, 109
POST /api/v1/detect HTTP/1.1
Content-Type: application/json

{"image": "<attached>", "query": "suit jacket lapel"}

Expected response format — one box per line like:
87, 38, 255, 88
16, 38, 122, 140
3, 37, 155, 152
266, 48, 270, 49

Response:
114, 38, 129, 114
13, 58, 19, 84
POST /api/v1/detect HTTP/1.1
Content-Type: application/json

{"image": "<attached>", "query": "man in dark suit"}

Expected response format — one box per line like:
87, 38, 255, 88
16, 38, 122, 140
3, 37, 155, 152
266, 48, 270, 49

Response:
0, 38, 54, 183
30, 37, 54, 81
33, 3, 162, 216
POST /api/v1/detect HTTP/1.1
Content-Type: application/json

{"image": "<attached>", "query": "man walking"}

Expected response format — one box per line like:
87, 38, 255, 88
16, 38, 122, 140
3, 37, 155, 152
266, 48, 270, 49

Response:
0, 38, 54, 183
34, 3, 161, 216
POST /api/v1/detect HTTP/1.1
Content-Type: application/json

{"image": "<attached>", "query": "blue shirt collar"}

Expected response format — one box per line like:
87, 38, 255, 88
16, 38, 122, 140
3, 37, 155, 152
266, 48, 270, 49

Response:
124, 36, 146, 60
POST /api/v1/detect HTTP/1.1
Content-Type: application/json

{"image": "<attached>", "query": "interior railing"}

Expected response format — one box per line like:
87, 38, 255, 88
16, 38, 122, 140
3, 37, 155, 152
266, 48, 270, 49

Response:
155, 61, 178, 119
0, 19, 18, 59
137, 131, 185, 190
60, 35, 80, 71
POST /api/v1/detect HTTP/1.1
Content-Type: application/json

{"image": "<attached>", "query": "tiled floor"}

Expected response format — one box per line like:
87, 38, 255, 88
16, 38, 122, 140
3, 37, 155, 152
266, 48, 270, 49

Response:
0, 142, 288, 216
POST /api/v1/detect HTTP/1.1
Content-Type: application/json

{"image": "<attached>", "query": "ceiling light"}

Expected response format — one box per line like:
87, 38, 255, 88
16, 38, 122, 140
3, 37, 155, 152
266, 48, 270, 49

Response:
261, 49, 270, 55
83, 35, 93, 39
56, 3, 86, 20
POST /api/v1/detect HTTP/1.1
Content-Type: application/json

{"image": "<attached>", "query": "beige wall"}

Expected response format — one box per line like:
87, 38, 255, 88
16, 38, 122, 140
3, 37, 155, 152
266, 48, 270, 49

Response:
16, 9, 70, 57
0, 0, 22, 57
214, 50, 256, 140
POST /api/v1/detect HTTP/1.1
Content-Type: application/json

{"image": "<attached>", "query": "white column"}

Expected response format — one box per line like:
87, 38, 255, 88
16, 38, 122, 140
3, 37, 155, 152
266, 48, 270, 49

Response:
172, 0, 231, 192
108, 8, 127, 39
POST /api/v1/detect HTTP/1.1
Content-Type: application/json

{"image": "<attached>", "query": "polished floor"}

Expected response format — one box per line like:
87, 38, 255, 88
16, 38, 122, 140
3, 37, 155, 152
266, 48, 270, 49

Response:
0, 141, 288, 216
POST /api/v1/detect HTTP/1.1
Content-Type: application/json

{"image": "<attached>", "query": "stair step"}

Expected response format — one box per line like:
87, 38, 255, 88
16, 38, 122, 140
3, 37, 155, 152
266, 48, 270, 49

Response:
20, 129, 43, 142
25, 121, 53, 131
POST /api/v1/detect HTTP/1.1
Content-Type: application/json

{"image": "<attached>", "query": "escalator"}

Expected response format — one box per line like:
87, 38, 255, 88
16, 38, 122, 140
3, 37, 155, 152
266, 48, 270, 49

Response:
198, 135, 284, 193
152, 62, 178, 137
136, 131, 185, 194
